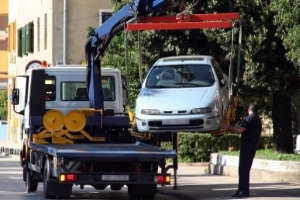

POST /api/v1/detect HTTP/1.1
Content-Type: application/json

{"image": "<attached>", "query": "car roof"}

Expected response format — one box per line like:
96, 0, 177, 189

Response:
154, 55, 213, 66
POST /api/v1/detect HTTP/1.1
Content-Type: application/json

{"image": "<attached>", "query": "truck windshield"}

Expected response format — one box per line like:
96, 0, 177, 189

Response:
146, 64, 215, 88
61, 76, 115, 101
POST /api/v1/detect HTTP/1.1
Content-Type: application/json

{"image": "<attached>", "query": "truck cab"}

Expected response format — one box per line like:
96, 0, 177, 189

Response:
11, 65, 125, 138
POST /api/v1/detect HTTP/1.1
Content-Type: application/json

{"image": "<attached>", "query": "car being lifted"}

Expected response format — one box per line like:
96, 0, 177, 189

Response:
135, 55, 229, 133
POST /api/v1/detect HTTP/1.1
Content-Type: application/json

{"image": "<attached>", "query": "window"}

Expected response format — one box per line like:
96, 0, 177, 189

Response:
8, 21, 16, 51
102, 76, 115, 101
99, 9, 112, 25
25, 22, 34, 54
0, 14, 8, 51
60, 76, 115, 101
17, 28, 22, 57
27, 22, 34, 53
22, 26, 26, 55
212, 59, 225, 85
61, 82, 87, 101
37, 17, 40, 52
44, 14, 47, 50
45, 76, 56, 101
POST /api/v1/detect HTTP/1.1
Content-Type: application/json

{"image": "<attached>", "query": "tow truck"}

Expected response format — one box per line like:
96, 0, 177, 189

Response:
9, 0, 240, 199
9, 1, 184, 199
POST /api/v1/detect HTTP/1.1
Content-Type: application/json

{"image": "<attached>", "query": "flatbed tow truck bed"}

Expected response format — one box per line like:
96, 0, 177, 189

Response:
29, 141, 176, 161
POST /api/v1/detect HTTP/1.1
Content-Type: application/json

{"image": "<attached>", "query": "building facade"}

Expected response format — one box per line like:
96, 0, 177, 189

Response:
0, 0, 8, 89
7, 0, 113, 142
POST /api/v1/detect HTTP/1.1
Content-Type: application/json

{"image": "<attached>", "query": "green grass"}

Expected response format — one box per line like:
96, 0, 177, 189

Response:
219, 149, 300, 161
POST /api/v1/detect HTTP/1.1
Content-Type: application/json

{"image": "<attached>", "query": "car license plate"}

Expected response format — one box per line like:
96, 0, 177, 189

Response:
101, 175, 129, 181
162, 119, 189, 125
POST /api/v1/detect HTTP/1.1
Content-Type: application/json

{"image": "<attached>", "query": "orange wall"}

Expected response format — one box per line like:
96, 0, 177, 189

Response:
0, 0, 8, 73
0, 0, 8, 13
0, 51, 8, 73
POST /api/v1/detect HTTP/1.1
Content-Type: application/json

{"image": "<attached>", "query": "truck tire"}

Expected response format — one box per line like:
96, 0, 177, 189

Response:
43, 159, 56, 199
24, 165, 38, 192
43, 158, 72, 199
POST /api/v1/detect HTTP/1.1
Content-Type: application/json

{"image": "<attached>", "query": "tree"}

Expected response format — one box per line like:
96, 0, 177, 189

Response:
107, 0, 299, 152
0, 90, 8, 119
271, 0, 300, 68
182, 0, 297, 153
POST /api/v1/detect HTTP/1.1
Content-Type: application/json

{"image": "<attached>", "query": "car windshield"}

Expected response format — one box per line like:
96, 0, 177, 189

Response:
146, 64, 215, 88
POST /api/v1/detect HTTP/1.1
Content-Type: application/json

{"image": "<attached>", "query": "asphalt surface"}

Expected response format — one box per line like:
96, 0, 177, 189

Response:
0, 141, 300, 200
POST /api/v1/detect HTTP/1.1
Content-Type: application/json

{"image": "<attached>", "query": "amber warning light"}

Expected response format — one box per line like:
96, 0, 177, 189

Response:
155, 174, 171, 184
59, 174, 77, 182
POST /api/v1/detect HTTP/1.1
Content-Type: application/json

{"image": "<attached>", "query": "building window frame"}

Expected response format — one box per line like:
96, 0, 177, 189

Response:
44, 13, 47, 50
37, 17, 40, 52
99, 9, 112, 25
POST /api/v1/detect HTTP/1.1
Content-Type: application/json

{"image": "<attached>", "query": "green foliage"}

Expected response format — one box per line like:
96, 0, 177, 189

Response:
272, 0, 300, 68
0, 90, 8, 119
102, 32, 142, 110
161, 133, 275, 162
106, 0, 300, 114
96, 0, 300, 153
220, 149, 300, 161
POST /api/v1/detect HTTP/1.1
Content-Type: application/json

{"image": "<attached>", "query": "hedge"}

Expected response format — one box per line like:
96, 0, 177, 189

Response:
161, 133, 273, 162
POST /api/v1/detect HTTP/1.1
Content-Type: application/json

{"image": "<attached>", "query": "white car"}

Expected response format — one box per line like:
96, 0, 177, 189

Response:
134, 55, 229, 133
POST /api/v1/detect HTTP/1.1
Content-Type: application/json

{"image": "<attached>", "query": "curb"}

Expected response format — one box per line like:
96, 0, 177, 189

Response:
209, 153, 300, 183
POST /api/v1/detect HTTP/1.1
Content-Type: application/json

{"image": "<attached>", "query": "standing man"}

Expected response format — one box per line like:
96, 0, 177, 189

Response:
222, 102, 262, 198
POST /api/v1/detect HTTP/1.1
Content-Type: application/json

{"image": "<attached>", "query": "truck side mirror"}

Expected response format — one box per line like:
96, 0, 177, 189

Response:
10, 89, 20, 105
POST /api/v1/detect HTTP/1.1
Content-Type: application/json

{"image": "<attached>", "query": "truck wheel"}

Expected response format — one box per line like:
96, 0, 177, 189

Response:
43, 159, 55, 199
26, 170, 38, 192
43, 158, 72, 199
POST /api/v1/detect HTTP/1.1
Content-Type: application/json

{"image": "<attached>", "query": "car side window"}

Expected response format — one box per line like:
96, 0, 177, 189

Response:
212, 59, 226, 86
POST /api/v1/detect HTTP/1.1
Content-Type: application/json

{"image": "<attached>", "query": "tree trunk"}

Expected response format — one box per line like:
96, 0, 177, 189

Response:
272, 93, 294, 153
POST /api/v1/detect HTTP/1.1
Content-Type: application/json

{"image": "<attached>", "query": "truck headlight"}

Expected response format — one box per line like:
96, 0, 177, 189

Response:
141, 109, 160, 115
191, 107, 212, 114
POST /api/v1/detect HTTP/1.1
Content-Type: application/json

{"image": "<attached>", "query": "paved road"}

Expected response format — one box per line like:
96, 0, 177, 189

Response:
160, 164, 300, 200
0, 154, 299, 200
0, 155, 178, 200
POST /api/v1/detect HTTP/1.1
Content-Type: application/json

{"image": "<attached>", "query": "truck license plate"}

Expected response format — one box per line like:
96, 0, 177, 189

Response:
101, 175, 129, 181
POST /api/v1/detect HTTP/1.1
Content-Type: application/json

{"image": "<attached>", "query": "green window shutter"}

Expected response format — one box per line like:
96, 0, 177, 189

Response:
17, 28, 22, 57
22, 26, 26, 55
25, 24, 29, 55
28, 22, 34, 53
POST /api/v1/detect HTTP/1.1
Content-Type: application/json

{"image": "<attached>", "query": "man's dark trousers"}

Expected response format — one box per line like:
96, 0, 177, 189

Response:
238, 141, 257, 194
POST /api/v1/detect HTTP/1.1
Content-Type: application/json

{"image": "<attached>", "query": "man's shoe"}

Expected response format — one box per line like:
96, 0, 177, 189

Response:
232, 191, 250, 198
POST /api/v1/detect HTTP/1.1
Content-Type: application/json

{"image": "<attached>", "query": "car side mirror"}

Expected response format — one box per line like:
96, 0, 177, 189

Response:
220, 79, 226, 87
136, 81, 142, 89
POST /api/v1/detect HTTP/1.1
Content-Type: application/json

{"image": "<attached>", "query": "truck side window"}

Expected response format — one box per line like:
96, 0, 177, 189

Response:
60, 76, 115, 101
102, 76, 115, 101
61, 82, 87, 101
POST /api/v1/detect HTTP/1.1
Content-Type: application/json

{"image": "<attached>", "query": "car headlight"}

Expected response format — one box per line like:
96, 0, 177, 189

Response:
141, 109, 160, 115
191, 107, 212, 114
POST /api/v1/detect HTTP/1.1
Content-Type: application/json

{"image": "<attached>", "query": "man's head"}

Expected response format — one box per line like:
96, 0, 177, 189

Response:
248, 102, 259, 114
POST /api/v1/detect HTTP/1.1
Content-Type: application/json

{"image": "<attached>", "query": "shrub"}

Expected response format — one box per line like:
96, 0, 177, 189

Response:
161, 133, 274, 162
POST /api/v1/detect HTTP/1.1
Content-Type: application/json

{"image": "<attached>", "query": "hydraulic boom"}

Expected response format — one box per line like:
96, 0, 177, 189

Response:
85, 0, 180, 110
